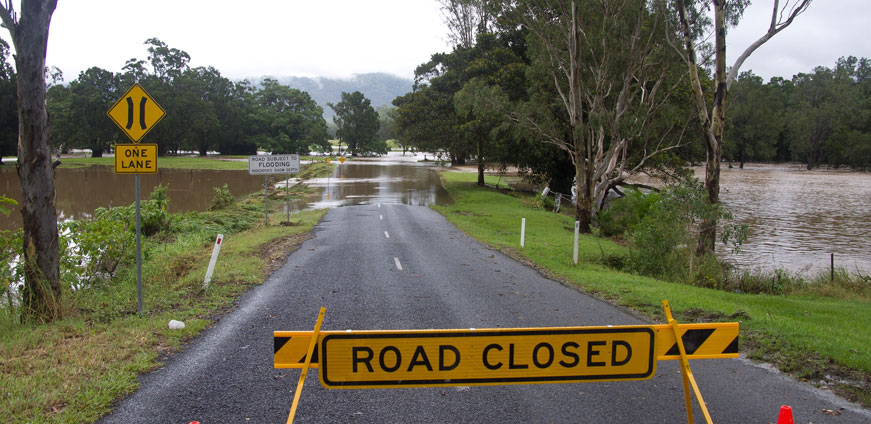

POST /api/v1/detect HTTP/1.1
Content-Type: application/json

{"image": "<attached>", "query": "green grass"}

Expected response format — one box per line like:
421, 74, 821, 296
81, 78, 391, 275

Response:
59, 155, 330, 171
433, 171, 871, 402
0, 163, 333, 423
60, 156, 248, 170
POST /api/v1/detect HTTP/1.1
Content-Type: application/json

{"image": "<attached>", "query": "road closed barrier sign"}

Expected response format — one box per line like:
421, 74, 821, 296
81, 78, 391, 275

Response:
318, 327, 655, 389
275, 303, 738, 424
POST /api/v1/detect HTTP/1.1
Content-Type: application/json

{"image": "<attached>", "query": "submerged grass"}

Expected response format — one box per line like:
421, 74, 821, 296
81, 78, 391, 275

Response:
433, 171, 871, 404
0, 162, 332, 423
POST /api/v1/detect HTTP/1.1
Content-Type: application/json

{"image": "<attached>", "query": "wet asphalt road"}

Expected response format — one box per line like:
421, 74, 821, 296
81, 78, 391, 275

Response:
99, 204, 870, 423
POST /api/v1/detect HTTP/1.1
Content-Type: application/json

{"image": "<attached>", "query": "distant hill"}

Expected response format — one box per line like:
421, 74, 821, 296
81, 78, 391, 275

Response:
245, 73, 413, 120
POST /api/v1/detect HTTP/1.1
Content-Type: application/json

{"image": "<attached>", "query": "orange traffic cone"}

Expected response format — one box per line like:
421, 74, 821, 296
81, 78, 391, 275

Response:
777, 405, 794, 424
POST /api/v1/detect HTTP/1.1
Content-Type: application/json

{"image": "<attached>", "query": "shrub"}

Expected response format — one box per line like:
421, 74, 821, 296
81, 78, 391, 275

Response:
625, 178, 747, 285
60, 208, 135, 288
209, 184, 235, 211
598, 188, 660, 237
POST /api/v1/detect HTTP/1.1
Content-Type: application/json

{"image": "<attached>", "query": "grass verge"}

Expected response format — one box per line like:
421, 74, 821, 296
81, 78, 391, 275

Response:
0, 164, 332, 423
58, 155, 331, 170
433, 171, 871, 406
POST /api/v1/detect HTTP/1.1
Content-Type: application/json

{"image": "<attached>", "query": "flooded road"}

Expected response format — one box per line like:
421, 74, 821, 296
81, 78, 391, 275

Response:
0, 156, 451, 231
301, 160, 450, 208
2, 158, 867, 276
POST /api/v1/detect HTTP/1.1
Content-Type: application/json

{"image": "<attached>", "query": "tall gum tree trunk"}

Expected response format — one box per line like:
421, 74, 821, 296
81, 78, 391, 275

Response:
2, 0, 61, 321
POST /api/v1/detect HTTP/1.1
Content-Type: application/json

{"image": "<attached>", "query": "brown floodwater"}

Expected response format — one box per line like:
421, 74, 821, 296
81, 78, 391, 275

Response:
0, 157, 452, 231
302, 159, 451, 208
3, 159, 866, 276
0, 165, 266, 230
711, 163, 871, 276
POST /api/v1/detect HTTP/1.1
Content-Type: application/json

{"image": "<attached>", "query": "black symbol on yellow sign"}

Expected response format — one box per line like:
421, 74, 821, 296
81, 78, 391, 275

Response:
107, 84, 165, 142
125, 96, 149, 131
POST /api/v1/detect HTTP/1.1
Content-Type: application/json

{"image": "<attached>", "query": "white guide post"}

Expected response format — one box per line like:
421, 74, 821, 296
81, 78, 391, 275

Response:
521, 218, 526, 248
203, 234, 224, 290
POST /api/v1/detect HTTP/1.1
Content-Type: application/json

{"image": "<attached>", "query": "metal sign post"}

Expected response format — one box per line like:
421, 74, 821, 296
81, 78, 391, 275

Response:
248, 154, 301, 226
135, 175, 142, 314
265, 176, 269, 226
107, 83, 165, 316
286, 172, 290, 222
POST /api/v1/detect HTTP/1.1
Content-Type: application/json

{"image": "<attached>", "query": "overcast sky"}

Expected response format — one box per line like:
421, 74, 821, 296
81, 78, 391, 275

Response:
1, 0, 868, 82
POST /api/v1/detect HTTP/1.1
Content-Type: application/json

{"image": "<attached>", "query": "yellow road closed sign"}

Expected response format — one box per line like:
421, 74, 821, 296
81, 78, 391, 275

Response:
318, 327, 655, 389
115, 144, 158, 174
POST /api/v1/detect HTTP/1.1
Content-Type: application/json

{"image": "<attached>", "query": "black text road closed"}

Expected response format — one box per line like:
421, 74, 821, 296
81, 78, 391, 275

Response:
319, 327, 655, 389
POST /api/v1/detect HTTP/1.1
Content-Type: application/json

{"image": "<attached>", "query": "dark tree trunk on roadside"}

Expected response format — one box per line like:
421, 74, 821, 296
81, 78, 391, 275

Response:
1, 0, 61, 321
91, 146, 103, 157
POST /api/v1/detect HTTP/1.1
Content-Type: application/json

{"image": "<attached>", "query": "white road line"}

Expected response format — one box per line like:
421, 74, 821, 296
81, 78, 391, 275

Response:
394, 257, 403, 271
378, 203, 381, 208
380, 215, 383, 220
384, 231, 390, 238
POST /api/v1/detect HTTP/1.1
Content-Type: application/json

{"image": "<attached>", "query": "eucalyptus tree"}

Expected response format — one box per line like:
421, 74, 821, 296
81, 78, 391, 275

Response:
329, 91, 383, 156
0, 38, 16, 164
671, 0, 812, 253
438, 0, 494, 48
0, 0, 61, 320
506, 0, 690, 232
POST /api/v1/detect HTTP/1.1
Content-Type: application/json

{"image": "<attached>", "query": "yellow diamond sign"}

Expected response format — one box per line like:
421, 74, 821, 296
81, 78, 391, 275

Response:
107, 84, 165, 142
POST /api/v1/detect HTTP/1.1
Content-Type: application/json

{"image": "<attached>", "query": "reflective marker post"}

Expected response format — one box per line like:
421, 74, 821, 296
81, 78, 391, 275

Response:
573, 221, 579, 265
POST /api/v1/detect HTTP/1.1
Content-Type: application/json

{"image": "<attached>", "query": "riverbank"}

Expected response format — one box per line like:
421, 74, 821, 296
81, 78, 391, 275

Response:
431, 171, 871, 407
0, 162, 333, 423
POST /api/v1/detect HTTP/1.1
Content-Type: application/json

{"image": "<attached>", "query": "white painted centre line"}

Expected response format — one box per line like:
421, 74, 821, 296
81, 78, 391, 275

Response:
380, 215, 383, 220
394, 257, 403, 271
384, 231, 390, 238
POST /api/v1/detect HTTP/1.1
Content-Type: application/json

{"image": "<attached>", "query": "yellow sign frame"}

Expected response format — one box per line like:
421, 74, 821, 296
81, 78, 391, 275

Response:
114, 143, 158, 174
107, 83, 166, 142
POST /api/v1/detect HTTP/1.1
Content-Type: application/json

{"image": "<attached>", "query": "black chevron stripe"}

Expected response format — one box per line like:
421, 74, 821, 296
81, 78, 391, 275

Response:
724, 336, 739, 354
299, 345, 319, 364
274, 336, 291, 354
665, 329, 716, 356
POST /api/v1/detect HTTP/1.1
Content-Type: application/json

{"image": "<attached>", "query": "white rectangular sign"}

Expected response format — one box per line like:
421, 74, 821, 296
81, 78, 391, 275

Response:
248, 154, 300, 175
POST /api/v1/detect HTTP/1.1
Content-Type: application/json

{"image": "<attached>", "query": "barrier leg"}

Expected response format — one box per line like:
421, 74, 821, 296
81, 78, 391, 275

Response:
663, 300, 714, 424
286, 307, 326, 424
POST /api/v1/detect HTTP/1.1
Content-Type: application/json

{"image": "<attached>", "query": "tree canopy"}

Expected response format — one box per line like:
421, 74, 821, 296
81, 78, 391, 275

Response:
329, 91, 384, 156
